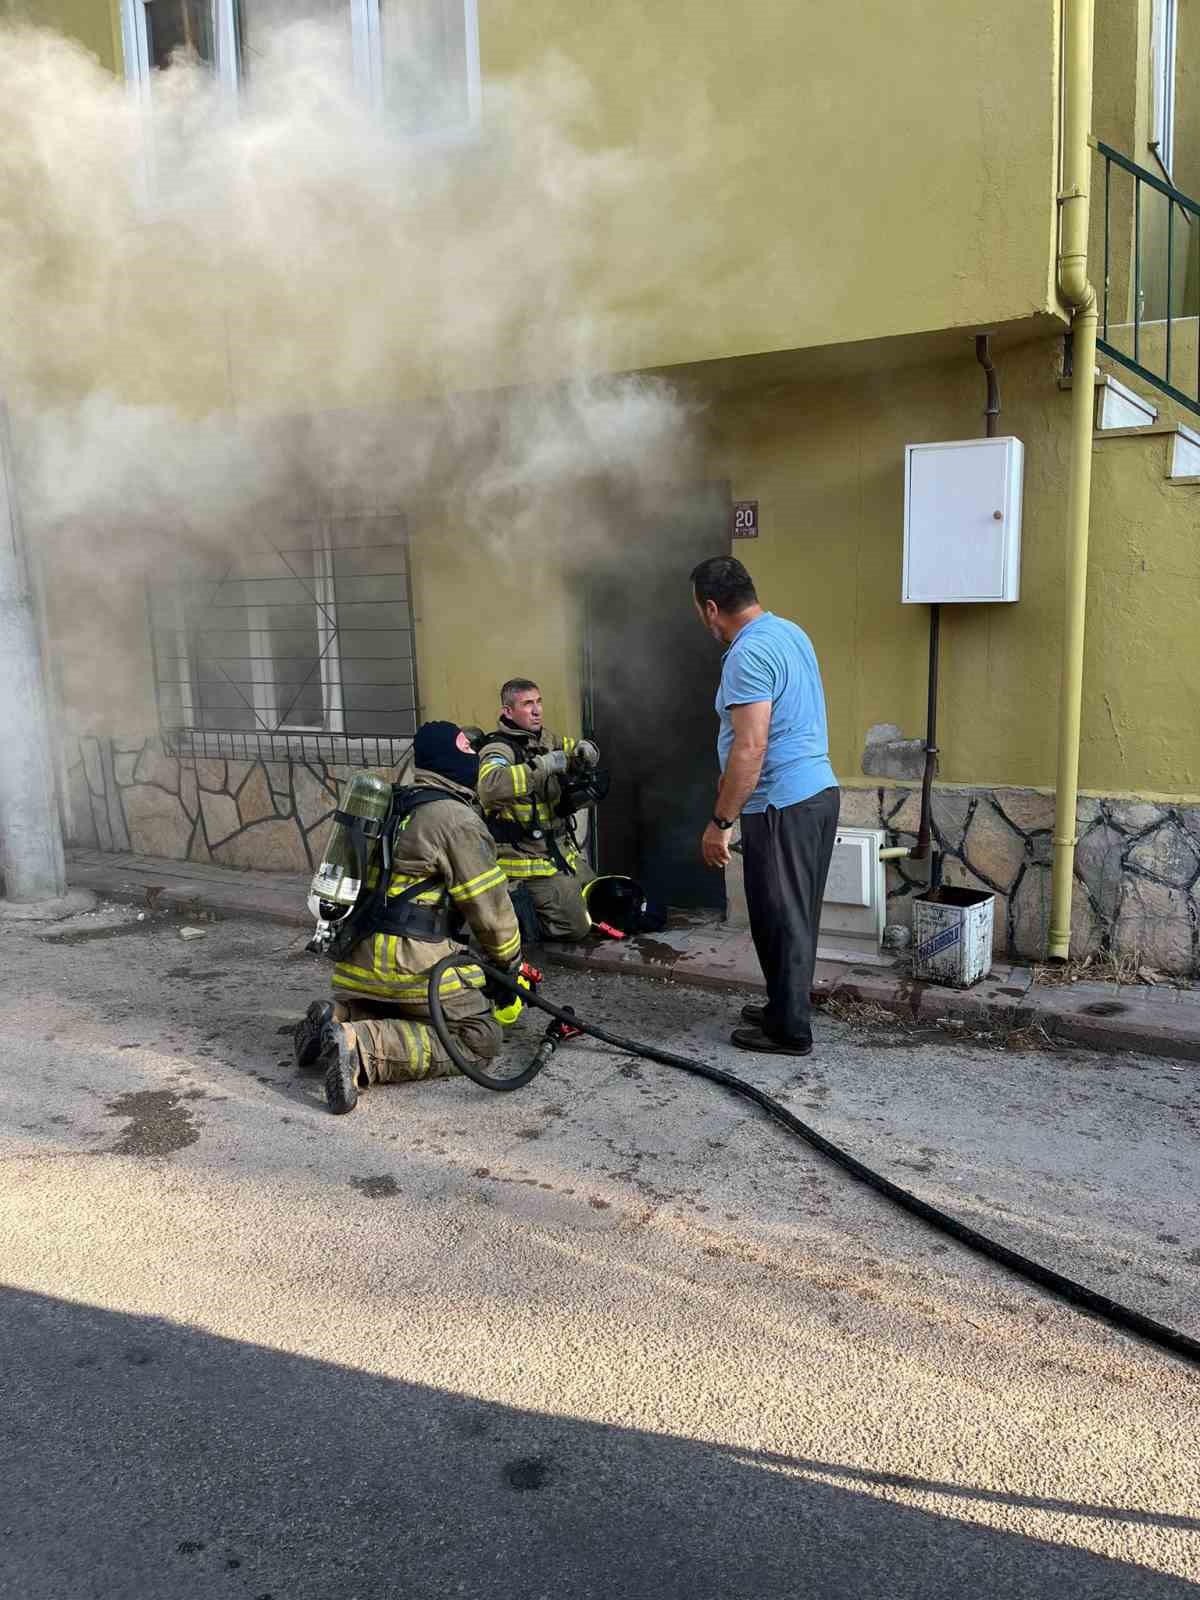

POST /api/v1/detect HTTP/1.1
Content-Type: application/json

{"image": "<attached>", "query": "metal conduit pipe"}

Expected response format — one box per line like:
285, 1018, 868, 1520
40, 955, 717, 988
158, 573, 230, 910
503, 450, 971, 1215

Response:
976, 334, 1001, 437
908, 337, 1002, 876
1049, 0, 1100, 960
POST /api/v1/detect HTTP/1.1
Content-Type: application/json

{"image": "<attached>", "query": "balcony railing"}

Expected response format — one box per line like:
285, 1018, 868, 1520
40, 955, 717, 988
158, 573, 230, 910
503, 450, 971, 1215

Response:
1095, 140, 1200, 418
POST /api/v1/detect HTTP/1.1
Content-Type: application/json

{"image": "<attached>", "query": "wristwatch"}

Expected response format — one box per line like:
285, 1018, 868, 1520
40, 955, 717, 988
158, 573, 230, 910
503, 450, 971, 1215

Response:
711, 814, 735, 830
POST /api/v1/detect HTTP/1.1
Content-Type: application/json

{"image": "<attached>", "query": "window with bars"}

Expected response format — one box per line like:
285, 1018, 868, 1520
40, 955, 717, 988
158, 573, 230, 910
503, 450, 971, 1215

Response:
149, 514, 419, 763
121, 0, 481, 140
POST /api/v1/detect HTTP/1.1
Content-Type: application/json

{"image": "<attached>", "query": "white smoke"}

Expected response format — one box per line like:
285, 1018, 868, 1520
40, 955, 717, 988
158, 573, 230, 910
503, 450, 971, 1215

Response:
0, 19, 710, 564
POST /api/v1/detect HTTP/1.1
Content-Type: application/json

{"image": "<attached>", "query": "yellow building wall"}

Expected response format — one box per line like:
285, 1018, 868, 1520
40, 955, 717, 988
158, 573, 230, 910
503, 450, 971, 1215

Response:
12, 0, 1064, 415
480, 0, 1062, 379
41, 551, 160, 738
22, 0, 1197, 806
40, 326, 1200, 804
705, 331, 1200, 799
4, 0, 120, 70
408, 516, 584, 737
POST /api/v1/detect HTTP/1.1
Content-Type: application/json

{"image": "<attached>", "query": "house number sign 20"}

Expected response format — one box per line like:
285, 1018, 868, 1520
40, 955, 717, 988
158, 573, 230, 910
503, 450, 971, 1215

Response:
732, 501, 759, 539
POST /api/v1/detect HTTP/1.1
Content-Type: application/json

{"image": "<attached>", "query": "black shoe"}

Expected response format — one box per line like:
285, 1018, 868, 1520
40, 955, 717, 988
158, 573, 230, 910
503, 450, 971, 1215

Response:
741, 1003, 767, 1026
730, 1025, 813, 1057
321, 1021, 362, 1114
293, 1001, 333, 1070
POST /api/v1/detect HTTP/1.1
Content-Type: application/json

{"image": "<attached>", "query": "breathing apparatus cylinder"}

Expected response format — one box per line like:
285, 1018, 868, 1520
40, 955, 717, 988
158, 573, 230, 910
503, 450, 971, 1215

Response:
307, 773, 392, 925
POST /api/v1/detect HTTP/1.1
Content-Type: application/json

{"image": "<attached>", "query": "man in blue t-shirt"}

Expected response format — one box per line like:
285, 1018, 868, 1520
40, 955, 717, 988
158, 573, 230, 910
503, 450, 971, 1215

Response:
692, 555, 840, 1055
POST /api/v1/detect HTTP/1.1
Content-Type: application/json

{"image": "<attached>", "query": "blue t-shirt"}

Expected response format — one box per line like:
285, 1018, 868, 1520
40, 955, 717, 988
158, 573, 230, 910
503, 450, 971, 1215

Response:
716, 612, 838, 813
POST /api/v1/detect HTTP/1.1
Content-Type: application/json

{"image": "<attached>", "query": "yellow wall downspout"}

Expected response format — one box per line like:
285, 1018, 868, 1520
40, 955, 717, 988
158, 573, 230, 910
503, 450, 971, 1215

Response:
1049, 0, 1099, 961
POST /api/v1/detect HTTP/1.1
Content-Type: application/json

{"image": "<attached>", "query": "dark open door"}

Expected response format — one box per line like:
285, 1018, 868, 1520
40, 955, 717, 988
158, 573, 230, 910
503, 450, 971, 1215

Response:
585, 482, 731, 911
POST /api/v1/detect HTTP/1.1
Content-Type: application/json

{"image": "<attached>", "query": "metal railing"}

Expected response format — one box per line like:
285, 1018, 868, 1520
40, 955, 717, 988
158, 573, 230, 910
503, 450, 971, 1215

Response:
1095, 140, 1200, 418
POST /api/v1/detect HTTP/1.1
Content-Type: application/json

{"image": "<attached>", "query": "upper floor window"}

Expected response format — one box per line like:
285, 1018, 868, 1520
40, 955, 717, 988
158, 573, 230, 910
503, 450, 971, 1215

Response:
1150, 0, 1178, 176
120, 0, 481, 138
360, 0, 481, 138
123, 0, 237, 95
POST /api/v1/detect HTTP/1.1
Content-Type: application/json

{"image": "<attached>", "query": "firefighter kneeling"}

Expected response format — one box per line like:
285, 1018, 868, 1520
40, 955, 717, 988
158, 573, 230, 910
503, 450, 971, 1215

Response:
477, 677, 607, 943
294, 721, 523, 1114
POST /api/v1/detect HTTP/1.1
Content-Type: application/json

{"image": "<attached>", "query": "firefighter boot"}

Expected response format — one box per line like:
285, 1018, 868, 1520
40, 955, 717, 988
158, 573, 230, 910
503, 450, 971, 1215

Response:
293, 1001, 334, 1070
321, 1020, 365, 1114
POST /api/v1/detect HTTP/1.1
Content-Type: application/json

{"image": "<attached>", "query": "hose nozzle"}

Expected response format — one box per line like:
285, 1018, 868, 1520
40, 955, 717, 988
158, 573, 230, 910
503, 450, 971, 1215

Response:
532, 1007, 583, 1069
548, 1006, 582, 1043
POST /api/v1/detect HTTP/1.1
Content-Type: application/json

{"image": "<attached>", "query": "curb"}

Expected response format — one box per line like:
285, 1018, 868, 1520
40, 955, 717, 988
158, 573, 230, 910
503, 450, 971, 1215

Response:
544, 945, 1200, 1062
832, 968, 1200, 1063
536, 945, 770, 996
68, 864, 1200, 1064
77, 876, 311, 931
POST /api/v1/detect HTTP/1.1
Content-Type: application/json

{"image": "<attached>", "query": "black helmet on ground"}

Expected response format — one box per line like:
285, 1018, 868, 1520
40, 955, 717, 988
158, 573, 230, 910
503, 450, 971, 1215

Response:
582, 875, 668, 936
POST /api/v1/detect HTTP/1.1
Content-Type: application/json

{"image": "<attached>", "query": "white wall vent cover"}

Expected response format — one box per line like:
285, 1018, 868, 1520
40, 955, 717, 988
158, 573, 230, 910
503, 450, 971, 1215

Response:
820, 827, 886, 951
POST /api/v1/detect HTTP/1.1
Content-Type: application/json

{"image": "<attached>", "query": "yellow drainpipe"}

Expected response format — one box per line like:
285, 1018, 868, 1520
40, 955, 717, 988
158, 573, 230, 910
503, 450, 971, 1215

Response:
1048, 0, 1099, 961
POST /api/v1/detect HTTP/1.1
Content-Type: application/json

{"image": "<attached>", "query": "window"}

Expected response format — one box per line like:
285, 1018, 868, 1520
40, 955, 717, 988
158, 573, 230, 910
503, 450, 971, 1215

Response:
244, 534, 344, 734
143, 0, 215, 71
122, 0, 238, 97
359, 0, 481, 138
149, 515, 418, 762
239, 0, 351, 81
1151, 0, 1178, 175
121, 0, 481, 137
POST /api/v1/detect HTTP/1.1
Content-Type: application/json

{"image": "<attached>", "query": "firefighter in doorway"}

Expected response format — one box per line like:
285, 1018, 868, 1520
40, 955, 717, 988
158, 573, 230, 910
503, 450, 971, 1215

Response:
294, 720, 523, 1113
476, 678, 605, 943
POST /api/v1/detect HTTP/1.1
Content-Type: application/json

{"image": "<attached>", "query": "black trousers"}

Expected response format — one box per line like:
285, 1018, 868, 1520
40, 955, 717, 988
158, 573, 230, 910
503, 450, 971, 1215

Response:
741, 786, 840, 1045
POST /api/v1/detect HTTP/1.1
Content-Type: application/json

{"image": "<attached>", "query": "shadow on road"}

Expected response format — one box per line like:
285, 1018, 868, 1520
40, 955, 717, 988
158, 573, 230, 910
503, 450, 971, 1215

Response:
2, 1284, 1195, 1599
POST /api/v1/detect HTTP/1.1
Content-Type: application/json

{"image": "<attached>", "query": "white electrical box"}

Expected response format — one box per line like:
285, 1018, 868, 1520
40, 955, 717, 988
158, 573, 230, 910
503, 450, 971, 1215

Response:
903, 436, 1024, 604
819, 827, 886, 952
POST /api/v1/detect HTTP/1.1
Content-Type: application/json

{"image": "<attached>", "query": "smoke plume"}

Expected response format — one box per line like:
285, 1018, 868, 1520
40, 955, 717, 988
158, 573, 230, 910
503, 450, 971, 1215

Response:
0, 18, 710, 586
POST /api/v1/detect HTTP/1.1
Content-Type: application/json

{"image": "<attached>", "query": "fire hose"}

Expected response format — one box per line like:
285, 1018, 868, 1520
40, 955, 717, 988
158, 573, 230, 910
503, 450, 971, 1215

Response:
427, 949, 1200, 1369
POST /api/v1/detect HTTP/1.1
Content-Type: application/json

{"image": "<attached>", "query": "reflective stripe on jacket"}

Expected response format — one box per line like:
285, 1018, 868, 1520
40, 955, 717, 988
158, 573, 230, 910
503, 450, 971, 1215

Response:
331, 769, 520, 1004
477, 727, 579, 879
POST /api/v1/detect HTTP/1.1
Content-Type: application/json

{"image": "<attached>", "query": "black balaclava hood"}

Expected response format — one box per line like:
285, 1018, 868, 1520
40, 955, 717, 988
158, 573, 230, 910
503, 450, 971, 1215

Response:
413, 720, 480, 791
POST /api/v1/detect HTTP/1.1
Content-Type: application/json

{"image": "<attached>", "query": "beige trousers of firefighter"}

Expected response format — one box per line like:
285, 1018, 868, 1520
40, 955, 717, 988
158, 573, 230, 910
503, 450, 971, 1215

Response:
332, 987, 502, 1085
525, 858, 596, 941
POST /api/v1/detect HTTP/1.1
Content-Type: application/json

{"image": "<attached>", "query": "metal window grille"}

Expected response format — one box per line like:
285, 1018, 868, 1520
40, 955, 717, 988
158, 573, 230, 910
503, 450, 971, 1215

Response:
148, 513, 419, 764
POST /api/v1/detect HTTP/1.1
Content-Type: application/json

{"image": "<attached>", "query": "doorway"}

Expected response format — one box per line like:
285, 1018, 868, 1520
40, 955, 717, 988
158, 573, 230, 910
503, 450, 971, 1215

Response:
584, 482, 731, 911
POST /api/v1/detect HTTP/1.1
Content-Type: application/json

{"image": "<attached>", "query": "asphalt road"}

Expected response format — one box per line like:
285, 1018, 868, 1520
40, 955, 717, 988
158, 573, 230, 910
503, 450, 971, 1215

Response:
1, 906, 1197, 1598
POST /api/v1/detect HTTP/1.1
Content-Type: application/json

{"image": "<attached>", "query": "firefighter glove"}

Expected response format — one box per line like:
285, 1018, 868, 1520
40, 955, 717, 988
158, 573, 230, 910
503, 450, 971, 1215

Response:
533, 750, 569, 778
489, 955, 529, 1027
483, 953, 524, 1004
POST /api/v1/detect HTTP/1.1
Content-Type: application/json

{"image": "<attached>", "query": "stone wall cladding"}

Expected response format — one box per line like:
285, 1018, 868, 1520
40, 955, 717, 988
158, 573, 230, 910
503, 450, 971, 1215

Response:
838, 784, 1200, 973
61, 747, 1200, 974
64, 736, 412, 879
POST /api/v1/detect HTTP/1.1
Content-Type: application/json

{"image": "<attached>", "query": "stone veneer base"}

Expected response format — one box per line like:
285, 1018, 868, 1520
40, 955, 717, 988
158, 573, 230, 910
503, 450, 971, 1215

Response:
838, 783, 1199, 973
61, 739, 1200, 974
